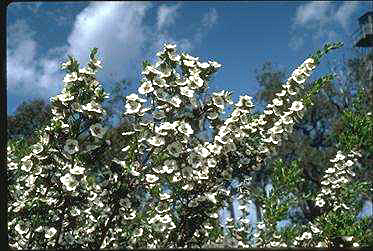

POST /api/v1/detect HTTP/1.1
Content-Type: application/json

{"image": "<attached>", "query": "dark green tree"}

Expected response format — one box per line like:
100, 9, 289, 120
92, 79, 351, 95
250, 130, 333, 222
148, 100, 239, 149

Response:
7, 99, 53, 144
242, 47, 373, 247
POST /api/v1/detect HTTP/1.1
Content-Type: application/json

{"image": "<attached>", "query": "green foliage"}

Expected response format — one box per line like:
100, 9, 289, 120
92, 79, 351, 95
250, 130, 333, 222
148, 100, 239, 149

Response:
142, 60, 152, 70
255, 62, 287, 105
271, 159, 302, 194
7, 98, 53, 144
332, 89, 373, 153
309, 42, 344, 65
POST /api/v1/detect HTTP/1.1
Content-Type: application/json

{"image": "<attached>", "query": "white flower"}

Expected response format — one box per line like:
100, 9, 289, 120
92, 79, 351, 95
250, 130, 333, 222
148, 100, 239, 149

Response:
163, 159, 177, 174
123, 210, 136, 220
182, 53, 198, 61
146, 174, 159, 183
321, 187, 331, 195
142, 66, 162, 78
189, 74, 204, 88
182, 183, 193, 191
164, 43, 176, 50
61, 60, 71, 69
167, 141, 182, 157
63, 72, 78, 83
303, 58, 316, 71
180, 86, 195, 98
341, 236, 353, 242
188, 199, 199, 207
257, 222, 265, 230
160, 193, 171, 200
285, 83, 298, 95
160, 214, 172, 224
21, 159, 33, 172
133, 228, 143, 237
70, 163, 85, 175
206, 193, 217, 204
197, 61, 210, 69
170, 95, 182, 107
58, 92, 75, 103
281, 115, 294, 125
310, 224, 321, 234
183, 60, 195, 67
289, 101, 304, 112
236, 95, 254, 108
148, 214, 161, 224
272, 98, 283, 106
64, 139, 79, 155
168, 51, 181, 62
25, 175, 36, 187
92, 59, 102, 69
335, 151, 346, 161
207, 110, 219, 120
301, 232, 312, 240
344, 159, 354, 167
138, 81, 154, 94
159, 65, 172, 79
153, 110, 166, 120
187, 152, 202, 167
45, 227, 57, 239
90, 123, 107, 138
292, 68, 307, 84
154, 89, 168, 101
8, 161, 18, 170
207, 143, 222, 155
315, 198, 325, 207
195, 145, 210, 158
125, 101, 142, 114
178, 122, 193, 136
60, 173, 79, 191
15, 223, 29, 235
147, 136, 165, 146
269, 125, 284, 135
276, 89, 287, 97
82, 101, 104, 113
209, 60, 221, 68
321, 179, 330, 186
79, 67, 95, 75
325, 167, 335, 174
207, 158, 217, 167
126, 93, 145, 103
152, 164, 165, 174
212, 95, 225, 110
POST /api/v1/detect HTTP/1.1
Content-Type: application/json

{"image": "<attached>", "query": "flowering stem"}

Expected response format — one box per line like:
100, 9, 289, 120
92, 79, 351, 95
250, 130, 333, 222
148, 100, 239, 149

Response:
54, 198, 68, 248
96, 201, 121, 249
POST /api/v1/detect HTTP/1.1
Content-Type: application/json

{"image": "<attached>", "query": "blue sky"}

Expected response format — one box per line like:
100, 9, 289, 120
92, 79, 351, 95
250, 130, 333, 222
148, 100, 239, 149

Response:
6, 1, 370, 119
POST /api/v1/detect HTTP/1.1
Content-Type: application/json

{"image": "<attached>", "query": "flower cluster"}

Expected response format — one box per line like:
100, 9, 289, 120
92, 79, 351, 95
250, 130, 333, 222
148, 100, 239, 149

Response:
315, 150, 360, 210
7, 42, 359, 249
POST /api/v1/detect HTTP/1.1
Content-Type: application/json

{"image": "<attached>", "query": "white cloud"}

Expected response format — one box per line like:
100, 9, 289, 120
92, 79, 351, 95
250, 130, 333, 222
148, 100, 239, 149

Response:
6, 20, 64, 102
66, 2, 151, 82
144, 6, 218, 64
334, 1, 359, 30
157, 4, 181, 30
288, 35, 304, 51
192, 8, 219, 47
202, 8, 218, 28
289, 1, 361, 51
294, 1, 332, 26
7, 3, 219, 114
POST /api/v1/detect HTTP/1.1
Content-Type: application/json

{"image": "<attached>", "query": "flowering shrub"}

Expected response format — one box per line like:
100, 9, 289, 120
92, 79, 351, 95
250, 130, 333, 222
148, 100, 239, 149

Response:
7, 42, 371, 248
